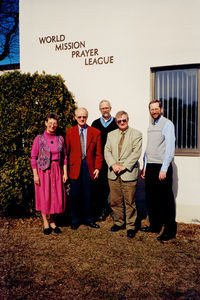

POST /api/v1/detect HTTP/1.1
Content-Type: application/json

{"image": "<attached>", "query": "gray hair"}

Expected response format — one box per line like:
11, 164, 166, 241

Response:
115, 110, 129, 119
99, 100, 111, 108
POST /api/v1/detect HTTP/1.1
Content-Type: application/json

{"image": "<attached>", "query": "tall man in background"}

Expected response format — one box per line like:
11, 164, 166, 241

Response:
141, 100, 177, 241
105, 111, 142, 238
91, 100, 118, 221
66, 107, 103, 229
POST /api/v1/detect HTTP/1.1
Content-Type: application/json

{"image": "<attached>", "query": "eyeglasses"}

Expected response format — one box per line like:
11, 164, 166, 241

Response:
117, 119, 127, 124
77, 116, 87, 119
100, 107, 110, 110
47, 122, 57, 127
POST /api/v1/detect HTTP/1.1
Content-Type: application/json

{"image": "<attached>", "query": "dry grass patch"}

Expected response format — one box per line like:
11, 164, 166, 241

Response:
0, 216, 200, 299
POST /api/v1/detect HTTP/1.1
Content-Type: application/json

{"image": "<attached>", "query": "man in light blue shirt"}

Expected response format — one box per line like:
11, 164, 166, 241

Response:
91, 100, 118, 221
141, 100, 177, 241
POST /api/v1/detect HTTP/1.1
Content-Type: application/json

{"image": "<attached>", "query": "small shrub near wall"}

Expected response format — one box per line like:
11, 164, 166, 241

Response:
0, 71, 76, 215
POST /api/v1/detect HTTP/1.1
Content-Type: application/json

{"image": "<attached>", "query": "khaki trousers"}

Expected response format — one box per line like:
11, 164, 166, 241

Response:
108, 177, 137, 230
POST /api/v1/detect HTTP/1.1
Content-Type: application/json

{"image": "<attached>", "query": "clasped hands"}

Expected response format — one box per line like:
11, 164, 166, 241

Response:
112, 163, 126, 174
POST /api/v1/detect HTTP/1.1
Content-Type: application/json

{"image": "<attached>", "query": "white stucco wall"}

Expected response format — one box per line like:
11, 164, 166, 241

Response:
20, 0, 200, 223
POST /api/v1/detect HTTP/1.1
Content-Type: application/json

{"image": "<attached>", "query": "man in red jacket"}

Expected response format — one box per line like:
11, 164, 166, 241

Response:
65, 107, 103, 229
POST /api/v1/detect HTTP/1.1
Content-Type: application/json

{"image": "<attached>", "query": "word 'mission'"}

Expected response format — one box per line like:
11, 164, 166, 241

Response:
39, 34, 114, 66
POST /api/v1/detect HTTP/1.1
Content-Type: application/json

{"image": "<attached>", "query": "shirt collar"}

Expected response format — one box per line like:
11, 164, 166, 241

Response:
44, 129, 56, 136
153, 115, 163, 125
102, 116, 112, 122
119, 127, 129, 135
100, 116, 114, 127
78, 124, 87, 130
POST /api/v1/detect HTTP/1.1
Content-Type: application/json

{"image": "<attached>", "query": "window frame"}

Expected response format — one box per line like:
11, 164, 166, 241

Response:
0, 64, 20, 71
151, 64, 200, 157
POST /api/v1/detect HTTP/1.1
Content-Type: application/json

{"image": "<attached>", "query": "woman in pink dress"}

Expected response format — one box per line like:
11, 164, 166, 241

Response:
31, 113, 68, 234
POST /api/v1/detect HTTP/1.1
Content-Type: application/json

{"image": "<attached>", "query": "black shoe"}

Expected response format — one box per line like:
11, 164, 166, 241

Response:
71, 223, 80, 230
127, 229, 136, 238
157, 232, 176, 241
43, 227, 52, 235
110, 224, 125, 232
85, 222, 100, 229
140, 226, 151, 232
140, 226, 161, 233
51, 226, 62, 234
134, 220, 141, 231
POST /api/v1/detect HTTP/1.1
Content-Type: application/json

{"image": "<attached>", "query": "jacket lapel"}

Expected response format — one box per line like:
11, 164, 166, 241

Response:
114, 129, 120, 157
86, 126, 93, 151
74, 125, 81, 151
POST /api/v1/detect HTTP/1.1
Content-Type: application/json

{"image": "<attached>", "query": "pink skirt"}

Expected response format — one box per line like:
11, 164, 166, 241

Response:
35, 161, 66, 214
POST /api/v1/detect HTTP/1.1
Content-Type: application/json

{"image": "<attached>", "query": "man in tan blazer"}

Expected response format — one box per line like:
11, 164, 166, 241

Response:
104, 111, 142, 238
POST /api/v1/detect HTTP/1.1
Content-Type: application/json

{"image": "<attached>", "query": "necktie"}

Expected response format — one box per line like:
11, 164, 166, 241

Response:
118, 132, 125, 157
80, 128, 85, 159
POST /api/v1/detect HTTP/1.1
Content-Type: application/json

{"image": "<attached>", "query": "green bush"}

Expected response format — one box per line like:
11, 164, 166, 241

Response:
0, 71, 76, 215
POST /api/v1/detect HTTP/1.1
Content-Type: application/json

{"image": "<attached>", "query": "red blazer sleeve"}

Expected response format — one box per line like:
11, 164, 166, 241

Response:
65, 125, 103, 180
86, 127, 103, 179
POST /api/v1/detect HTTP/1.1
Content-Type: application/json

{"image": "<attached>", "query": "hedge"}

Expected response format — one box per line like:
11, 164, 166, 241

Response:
0, 71, 76, 215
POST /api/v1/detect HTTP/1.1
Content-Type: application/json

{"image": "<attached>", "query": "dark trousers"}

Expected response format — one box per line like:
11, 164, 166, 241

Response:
145, 163, 177, 235
92, 160, 110, 219
70, 160, 92, 224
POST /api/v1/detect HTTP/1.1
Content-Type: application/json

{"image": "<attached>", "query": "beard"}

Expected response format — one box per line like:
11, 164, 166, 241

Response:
102, 112, 111, 118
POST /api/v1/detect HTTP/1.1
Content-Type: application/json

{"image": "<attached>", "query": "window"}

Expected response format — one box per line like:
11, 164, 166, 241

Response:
0, 0, 20, 71
151, 65, 200, 156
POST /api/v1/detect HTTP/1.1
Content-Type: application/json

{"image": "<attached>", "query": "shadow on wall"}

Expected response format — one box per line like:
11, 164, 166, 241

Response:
172, 160, 178, 219
172, 160, 178, 200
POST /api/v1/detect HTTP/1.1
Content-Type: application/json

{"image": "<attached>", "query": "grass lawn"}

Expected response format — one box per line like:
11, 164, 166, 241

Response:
0, 215, 200, 299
